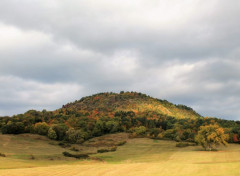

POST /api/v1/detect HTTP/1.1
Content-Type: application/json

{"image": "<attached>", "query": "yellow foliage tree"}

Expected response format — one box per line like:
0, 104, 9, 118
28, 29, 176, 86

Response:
195, 123, 228, 151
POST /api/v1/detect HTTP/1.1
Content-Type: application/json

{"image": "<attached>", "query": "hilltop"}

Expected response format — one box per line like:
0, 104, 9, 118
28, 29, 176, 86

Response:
60, 91, 202, 119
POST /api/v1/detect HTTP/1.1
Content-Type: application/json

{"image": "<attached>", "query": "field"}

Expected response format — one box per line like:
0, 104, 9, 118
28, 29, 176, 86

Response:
1, 133, 240, 176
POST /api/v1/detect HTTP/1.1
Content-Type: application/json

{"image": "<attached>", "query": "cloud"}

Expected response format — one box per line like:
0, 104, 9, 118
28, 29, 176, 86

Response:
0, 0, 240, 120
0, 75, 85, 116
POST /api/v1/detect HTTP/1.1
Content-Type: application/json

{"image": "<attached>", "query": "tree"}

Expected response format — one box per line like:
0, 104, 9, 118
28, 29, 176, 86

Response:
1, 121, 24, 134
48, 127, 57, 140
34, 122, 50, 135
195, 124, 228, 151
106, 121, 120, 133
134, 126, 146, 135
66, 128, 87, 144
52, 124, 69, 140
92, 120, 104, 136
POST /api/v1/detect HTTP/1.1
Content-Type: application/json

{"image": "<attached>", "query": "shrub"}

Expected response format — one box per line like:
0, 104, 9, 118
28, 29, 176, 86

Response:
58, 142, 71, 148
97, 149, 109, 153
70, 147, 79, 152
97, 146, 117, 153
29, 154, 35, 160
0, 153, 6, 157
117, 141, 126, 146
109, 146, 117, 151
62, 152, 89, 159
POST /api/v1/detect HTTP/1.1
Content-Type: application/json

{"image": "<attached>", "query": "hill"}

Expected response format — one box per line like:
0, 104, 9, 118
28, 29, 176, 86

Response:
0, 91, 239, 146
60, 91, 202, 119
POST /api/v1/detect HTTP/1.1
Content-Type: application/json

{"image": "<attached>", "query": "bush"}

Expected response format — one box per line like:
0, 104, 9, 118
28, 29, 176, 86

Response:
62, 151, 89, 159
109, 146, 117, 151
70, 147, 79, 152
97, 146, 117, 153
58, 142, 71, 148
29, 154, 35, 160
97, 149, 109, 153
117, 141, 126, 146
0, 153, 6, 157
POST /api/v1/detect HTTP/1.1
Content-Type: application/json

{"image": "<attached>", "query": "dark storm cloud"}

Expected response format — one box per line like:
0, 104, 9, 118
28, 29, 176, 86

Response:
0, 0, 240, 119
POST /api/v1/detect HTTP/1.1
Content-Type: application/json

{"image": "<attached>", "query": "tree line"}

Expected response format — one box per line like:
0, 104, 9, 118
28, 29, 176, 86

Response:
0, 109, 239, 149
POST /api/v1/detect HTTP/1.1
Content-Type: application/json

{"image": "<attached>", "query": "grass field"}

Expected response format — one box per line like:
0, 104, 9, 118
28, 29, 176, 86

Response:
1, 133, 240, 176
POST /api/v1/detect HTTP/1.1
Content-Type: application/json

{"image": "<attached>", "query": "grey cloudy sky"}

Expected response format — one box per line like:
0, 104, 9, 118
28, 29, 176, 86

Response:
0, 0, 240, 120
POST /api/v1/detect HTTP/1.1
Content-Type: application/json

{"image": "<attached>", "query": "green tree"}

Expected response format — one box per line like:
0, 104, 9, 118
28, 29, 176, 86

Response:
106, 121, 120, 133
52, 124, 69, 140
66, 128, 87, 144
92, 120, 104, 136
1, 121, 24, 134
34, 122, 50, 135
134, 126, 147, 135
195, 124, 228, 151
48, 127, 57, 140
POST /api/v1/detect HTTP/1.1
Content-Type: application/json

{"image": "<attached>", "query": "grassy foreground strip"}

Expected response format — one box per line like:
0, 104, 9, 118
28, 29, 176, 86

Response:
1, 161, 240, 176
1, 134, 240, 176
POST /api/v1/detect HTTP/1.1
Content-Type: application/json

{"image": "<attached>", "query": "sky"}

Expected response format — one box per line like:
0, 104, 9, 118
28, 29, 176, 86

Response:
0, 0, 240, 120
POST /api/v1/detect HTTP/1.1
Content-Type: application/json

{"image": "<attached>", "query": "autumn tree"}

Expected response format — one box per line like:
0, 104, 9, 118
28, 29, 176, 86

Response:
195, 124, 228, 151
34, 122, 50, 135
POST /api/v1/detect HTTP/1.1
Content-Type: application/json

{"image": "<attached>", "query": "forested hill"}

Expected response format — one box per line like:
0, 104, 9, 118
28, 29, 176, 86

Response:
60, 91, 202, 119
1, 91, 240, 144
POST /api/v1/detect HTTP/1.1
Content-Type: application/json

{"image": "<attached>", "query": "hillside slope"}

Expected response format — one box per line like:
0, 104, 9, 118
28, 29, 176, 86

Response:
61, 92, 201, 119
0, 91, 206, 144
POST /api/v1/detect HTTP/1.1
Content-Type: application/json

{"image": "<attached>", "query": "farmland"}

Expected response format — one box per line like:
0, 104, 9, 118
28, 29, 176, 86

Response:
1, 133, 240, 176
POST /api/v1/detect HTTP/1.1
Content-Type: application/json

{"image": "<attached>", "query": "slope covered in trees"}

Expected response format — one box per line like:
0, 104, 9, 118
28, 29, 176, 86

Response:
0, 91, 240, 146
61, 91, 202, 120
